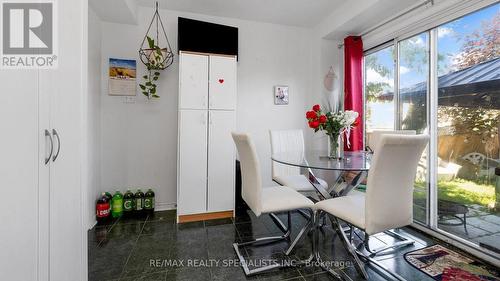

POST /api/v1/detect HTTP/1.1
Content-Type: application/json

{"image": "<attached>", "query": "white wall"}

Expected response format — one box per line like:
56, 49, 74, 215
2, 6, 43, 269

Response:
86, 8, 102, 228
305, 36, 344, 182
307, 38, 342, 148
99, 7, 314, 210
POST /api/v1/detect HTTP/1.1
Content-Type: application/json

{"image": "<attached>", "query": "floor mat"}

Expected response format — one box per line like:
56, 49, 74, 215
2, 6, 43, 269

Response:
404, 244, 500, 281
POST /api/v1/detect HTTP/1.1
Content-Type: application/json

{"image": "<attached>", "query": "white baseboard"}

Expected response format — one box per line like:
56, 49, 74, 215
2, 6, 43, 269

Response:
155, 202, 177, 211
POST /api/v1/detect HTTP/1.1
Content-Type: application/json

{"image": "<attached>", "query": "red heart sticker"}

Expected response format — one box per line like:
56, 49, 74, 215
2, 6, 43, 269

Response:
218, 79, 224, 84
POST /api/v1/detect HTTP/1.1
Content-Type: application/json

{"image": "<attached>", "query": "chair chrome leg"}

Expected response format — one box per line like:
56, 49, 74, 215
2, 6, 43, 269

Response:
355, 250, 408, 281
316, 256, 346, 280
269, 212, 289, 233
319, 218, 409, 281
312, 211, 345, 281
233, 242, 284, 276
364, 230, 414, 257
330, 216, 368, 280
364, 234, 371, 253
349, 225, 353, 243
233, 227, 291, 276
234, 210, 314, 276
298, 209, 311, 220
285, 210, 313, 255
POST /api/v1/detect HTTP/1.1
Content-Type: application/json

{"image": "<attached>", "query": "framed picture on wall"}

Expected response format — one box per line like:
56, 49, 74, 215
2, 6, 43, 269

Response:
274, 86, 289, 105
108, 58, 137, 96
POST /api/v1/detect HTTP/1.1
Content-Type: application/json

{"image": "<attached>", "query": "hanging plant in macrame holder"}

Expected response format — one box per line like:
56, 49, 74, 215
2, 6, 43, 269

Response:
138, 2, 174, 99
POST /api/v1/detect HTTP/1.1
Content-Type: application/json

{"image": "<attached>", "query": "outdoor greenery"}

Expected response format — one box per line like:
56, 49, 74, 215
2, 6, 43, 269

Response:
453, 12, 500, 71
365, 9, 500, 220
414, 179, 497, 211
438, 107, 500, 142
366, 10, 500, 134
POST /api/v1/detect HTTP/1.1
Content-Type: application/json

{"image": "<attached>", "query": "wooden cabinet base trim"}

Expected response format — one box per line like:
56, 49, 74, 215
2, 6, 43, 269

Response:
178, 210, 233, 223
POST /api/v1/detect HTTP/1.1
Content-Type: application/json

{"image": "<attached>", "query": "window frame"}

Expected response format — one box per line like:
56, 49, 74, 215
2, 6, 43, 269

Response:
361, 2, 500, 264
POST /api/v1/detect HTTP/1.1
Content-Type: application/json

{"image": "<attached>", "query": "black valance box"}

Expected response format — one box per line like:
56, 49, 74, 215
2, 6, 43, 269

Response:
178, 17, 238, 58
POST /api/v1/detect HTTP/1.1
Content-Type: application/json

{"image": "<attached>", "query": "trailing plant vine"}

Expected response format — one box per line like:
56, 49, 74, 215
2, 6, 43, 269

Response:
139, 36, 165, 99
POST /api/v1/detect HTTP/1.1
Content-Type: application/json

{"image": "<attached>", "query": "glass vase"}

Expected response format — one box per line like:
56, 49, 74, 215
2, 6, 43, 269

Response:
328, 133, 343, 159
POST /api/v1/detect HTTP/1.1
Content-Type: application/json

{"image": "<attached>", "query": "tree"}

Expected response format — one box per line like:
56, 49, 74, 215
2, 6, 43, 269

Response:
364, 50, 394, 125
364, 15, 500, 137
438, 106, 499, 140
442, 11, 500, 143
364, 48, 393, 102
454, 11, 500, 70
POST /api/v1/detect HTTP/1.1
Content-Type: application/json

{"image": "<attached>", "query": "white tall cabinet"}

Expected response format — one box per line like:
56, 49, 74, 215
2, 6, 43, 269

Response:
177, 52, 236, 222
0, 1, 86, 281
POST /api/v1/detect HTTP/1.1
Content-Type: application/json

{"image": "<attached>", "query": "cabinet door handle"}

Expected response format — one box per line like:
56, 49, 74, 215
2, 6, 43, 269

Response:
44, 129, 53, 165
52, 129, 61, 162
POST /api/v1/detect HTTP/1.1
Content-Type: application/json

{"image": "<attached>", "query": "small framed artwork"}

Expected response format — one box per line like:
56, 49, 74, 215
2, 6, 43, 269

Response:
108, 58, 137, 96
274, 86, 289, 105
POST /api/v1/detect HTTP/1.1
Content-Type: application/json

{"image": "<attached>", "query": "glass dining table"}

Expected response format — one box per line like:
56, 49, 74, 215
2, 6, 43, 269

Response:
271, 150, 372, 200
271, 150, 374, 280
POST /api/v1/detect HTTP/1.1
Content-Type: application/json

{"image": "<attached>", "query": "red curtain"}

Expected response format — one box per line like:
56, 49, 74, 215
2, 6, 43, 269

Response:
343, 36, 364, 151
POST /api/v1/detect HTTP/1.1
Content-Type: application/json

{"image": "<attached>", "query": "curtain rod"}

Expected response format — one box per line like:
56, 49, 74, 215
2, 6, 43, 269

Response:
337, 0, 434, 49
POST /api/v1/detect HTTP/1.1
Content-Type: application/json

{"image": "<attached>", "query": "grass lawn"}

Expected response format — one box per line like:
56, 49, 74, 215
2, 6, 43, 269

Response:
414, 178, 497, 210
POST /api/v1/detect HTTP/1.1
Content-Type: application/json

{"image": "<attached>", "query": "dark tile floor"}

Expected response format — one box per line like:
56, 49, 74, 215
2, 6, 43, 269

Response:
88, 208, 495, 281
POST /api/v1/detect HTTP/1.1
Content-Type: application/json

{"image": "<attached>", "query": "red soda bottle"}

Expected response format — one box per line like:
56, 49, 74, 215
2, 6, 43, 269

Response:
96, 193, 110, 224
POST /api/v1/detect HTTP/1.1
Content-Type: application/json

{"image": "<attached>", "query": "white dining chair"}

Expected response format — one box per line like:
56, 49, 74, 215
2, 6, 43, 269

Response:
315, 134, 429, 280
367, 130, 416, 153
270, 129, 328, 193
348, 129, 417, 196
231, 132, 315, 276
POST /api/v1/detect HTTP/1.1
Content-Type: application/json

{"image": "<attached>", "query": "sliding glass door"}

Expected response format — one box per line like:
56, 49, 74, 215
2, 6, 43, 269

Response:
435, 5, 500, 251
364, 36, 429, 224
363, 3, 500, 253
399, 32, 430, 224
364, 45, 395, 133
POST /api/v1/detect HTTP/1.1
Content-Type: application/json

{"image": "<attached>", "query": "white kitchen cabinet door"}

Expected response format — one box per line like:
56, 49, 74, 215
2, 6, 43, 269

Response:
209, 56, 237, 110
178, 110, 208, 215
0, 69, 47, 281
42, 1, 85, 280
208, 110, 236, 212
179, 53, 209, 110
0, 1, 85, 280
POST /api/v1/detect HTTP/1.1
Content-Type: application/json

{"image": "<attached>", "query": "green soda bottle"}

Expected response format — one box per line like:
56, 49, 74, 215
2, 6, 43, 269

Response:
144, 189, 155, 214
111, 190, 124, 218
134, 189, 145, 216
123, 189, 135, 216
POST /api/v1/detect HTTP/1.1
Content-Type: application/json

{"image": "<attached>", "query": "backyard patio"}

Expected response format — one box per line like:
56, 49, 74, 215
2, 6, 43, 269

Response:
413, 177, 500, 253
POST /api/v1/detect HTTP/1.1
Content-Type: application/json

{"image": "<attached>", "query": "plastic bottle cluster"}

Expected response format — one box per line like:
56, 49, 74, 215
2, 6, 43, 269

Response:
96, 189, 155, 222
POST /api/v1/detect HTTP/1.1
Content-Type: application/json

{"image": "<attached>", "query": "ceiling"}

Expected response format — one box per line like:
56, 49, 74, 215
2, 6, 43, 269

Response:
90, 0, 138, 24
136, 0, 343, 28
324, 0, 422, 39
